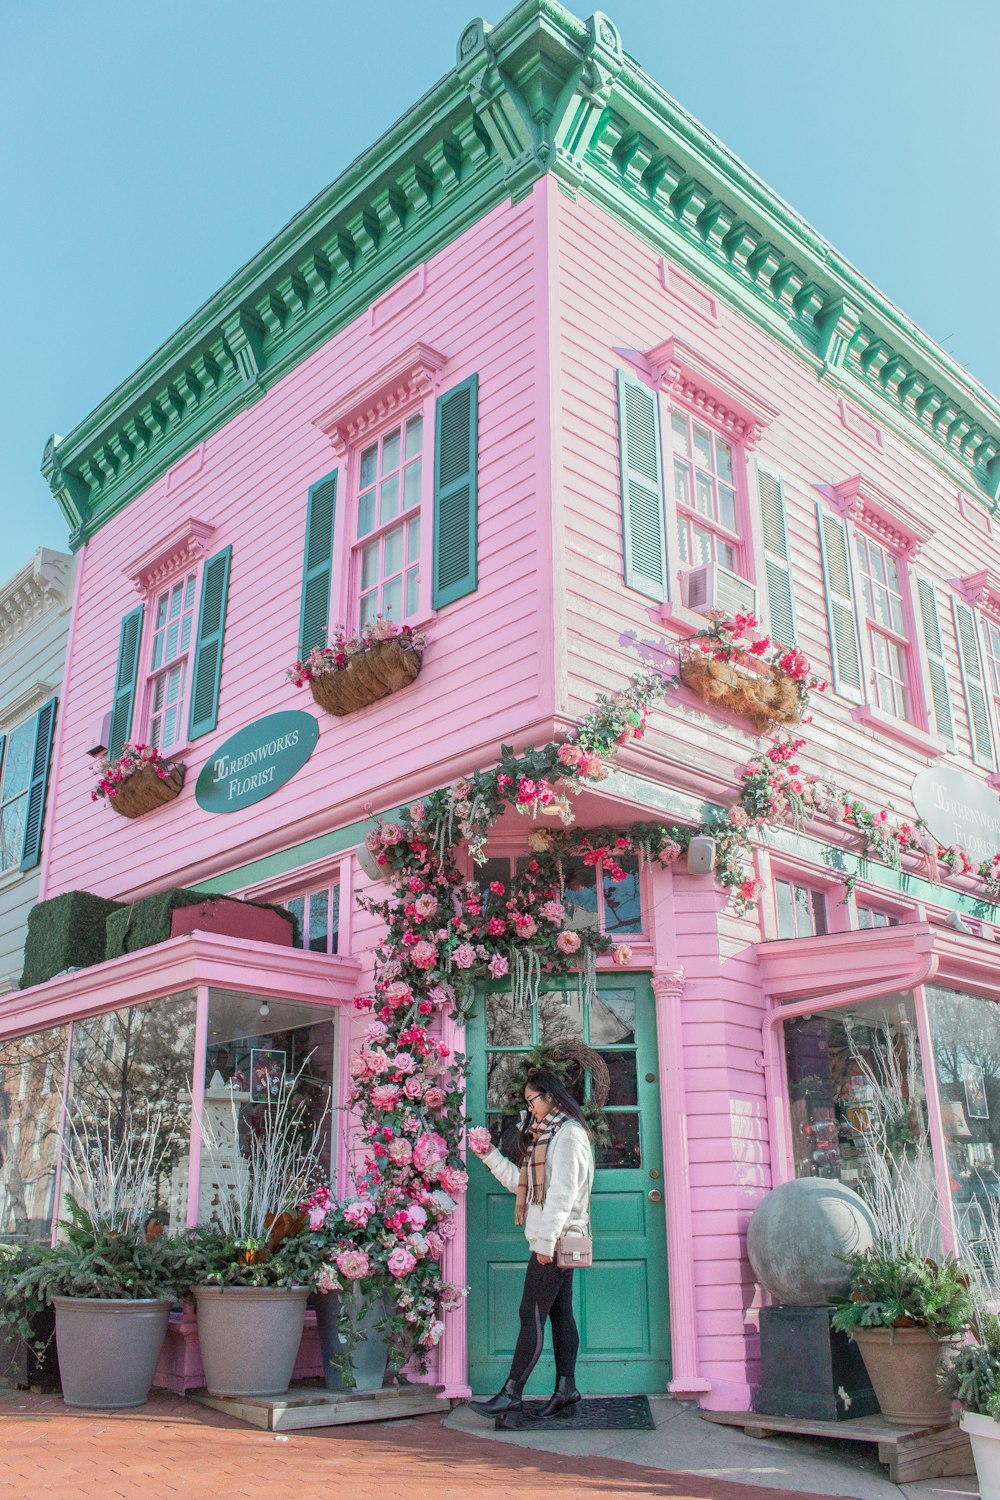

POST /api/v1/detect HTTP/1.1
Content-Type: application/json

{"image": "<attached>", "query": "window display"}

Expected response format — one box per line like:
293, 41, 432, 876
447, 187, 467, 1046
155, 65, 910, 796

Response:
927, 985, 1000, 1253
0, 1027, 68, 1242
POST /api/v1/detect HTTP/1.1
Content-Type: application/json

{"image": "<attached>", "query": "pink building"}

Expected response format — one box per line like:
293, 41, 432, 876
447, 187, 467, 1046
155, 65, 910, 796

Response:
5, 0, 1000, 1411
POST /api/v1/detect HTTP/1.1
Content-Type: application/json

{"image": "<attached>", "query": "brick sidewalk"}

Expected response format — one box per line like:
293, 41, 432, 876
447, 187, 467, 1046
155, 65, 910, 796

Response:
0, 1389, 802, 1500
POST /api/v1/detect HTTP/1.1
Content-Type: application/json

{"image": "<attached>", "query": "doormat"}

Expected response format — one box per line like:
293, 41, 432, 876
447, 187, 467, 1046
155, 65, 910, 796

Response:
497, 1395, 654, 1431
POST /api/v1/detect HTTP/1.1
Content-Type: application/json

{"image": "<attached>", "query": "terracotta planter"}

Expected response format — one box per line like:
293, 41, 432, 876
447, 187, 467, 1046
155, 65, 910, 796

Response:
109, 764, 185, 819
309, 640, 422, 717
52, 1296, 172, 1409
193, 1285, 309, 1397
962, 1410, 1000, 1498
851, 1326, 963, 1425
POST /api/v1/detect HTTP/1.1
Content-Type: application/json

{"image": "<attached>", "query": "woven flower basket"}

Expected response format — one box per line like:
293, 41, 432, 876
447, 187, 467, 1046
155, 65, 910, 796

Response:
680, 655, 801, 732
110, 764, 185, 820
309, 640, 422, 718
548, 1041, 611, 1112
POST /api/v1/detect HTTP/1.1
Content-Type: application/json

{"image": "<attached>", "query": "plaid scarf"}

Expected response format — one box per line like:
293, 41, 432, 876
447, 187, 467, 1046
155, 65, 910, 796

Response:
515, 1109, 568, 1225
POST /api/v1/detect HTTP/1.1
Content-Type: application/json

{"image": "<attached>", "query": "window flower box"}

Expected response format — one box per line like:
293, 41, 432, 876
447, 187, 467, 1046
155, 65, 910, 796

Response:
678, 610, 824, 733
92, 742, 186, 820
289, 620, 424, 718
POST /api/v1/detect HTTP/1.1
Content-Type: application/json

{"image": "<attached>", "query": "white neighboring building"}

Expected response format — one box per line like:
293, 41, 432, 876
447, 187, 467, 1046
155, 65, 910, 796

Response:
0, 548, 74, 993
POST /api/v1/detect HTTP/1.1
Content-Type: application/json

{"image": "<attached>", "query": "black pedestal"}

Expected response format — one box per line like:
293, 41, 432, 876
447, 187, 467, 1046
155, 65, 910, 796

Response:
754, 1305, 878, 1421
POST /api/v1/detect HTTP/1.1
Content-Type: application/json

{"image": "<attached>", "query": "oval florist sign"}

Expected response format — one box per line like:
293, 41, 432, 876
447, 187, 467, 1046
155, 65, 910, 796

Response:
195, 711, 319, 814
911, 765, 1000, 864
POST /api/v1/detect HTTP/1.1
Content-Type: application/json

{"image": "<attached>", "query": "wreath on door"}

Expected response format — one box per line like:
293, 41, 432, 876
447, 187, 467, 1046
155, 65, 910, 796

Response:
499, 1042, 610, 1146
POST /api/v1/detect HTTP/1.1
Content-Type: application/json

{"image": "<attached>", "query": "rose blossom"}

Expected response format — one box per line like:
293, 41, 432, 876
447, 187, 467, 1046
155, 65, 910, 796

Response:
487, 953, 509, 979
413, 1131, 448, 1174
408, 1232, 428, 1258
409, 800, 427, 824
528, 829, 552, 852
343, 1199, 374, 1229
413, 893, 438, 919
425, 1229, 445, 1258
364, 1021, 389, 1044
406, 1203, 427, 1229
336, 1249, 370, 1280
411, 940, 438, 970
316, 1263, 342, 1294
656, 839, 682, 864
403, 1075, 422, 1099
423, 1319, 447, 1347
556, 930, 581, 955
467, 1125, 493, 1157
370, 1083, 401, 1110
556, 742, 582, 767
613, 944, 633, 966
452, 942, 476, 969
387, 1247, 417, 1278
388, 1137, 413, 1164
423, 1087, 446, 1110
383, 980, 413, 1009
392, 1051, 417, 1075
576, 751, 606, 780
513, 914, 537, 939
379, 822, 403, 846
540, 900, 565, 924
437, 1164, 468, 1196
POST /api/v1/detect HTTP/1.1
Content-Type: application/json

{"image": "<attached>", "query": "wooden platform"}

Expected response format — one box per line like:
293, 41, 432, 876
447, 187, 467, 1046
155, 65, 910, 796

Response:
701, 1409, 974, 1485
191, 1382, 447, 1432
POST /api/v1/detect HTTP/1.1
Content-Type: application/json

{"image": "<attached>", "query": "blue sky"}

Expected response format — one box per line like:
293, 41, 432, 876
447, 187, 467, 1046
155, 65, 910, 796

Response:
3, 0, 998, 567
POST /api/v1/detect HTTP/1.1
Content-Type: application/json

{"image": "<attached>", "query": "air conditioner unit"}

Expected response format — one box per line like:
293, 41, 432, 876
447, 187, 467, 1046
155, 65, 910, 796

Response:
681, 562, 757, 620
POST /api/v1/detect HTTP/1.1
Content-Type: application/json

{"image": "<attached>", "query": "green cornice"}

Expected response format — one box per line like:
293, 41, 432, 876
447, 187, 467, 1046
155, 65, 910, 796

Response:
44, 0, 1000, 546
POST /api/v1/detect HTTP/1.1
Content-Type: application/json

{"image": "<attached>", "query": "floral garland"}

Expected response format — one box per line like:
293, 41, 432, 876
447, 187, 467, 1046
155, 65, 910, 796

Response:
91, 741, 181, 802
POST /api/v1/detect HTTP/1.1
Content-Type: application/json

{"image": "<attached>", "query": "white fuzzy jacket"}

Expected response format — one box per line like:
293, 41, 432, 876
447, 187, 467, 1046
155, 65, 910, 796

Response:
483, 1121, 594, 1257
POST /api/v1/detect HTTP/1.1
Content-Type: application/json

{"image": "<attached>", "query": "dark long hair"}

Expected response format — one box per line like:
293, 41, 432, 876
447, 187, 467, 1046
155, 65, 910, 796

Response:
517, 1068, 590, 1157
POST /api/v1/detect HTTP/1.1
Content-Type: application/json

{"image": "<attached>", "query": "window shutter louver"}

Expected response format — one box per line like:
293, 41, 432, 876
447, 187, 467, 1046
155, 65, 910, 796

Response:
617, 368, 667, 602
298, 471, 338, 657
188, 546, 232, 741
914, 575, 955, 744
433, 375, 479, 608
816, 504, 865, 703
952, 596, 996, 768
757, 466, 797, 646
107, 604, 145, 760
19, 697, 57, 871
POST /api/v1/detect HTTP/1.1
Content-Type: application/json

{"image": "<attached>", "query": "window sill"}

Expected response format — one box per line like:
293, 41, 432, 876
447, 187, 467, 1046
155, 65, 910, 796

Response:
850, 703, 947, 759
657, 600, 706, 639
0, 864, 26, 892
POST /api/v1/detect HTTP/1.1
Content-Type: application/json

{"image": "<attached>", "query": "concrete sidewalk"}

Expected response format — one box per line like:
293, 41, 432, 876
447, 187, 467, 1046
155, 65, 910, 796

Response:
0, 1385, 982, 1500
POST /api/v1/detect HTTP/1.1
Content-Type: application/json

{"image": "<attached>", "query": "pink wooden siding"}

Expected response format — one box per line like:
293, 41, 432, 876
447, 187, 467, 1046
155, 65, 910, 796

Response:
44, 192, 550, 902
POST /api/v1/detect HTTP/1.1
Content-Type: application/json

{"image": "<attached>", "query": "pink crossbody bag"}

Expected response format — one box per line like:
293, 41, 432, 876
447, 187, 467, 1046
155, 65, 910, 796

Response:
555, 1229, 593, 1269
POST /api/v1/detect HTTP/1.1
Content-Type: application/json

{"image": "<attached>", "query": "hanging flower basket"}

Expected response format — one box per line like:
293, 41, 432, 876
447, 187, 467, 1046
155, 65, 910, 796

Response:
289, 619, 424, 718
110, 763, 186, 820
678, 610, 825, 733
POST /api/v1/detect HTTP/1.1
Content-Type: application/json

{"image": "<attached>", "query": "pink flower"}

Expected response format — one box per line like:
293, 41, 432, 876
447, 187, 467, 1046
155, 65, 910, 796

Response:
423, 1087, 447, 1111
335, 1249, 370, 1281
486, 916, 506, 936
413, 893, 438, 919
557, 742, 582, 767
437, 1164, 468, 1196
487, 953, 509, 979
371, 1083, 401, 1110
383, 980, 413, 1009
392, 1051, 417, 1075
540, 900, 565, 924
387, 1247, 417, 1278
411, 940, 438, 971
576, 751, 606, 780
428, 983, 452, 1009
407, 1203, 428, 1229
409, 800, 427, 824
556, 930, 582, 955
413, 1131, 448, 1174
379, 822, 403, 846
343, 1199, 374, 1229
364, 1021, 389, 1044
517, 776, 537, 805
656, 839, 682, 864
388, 1137, 413, 1164
316, 1263, 342, 1294
452, 942, 476, 969
513, 914, 537, 939
613, 944, 633, 966
425, 1230, 445, 1258
403, 1075, 422, 1099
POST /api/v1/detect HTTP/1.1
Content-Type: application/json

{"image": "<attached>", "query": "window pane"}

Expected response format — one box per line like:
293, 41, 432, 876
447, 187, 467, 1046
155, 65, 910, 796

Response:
794, 883, 813, 936
381, 575, 402, 621
359, 590, 378, 628
715, 438, 734, 483
403, 459, 422, 509
677, 523, 690, 564
166, 620, 180, 660
599, 1051, 638, 1106
357, 490, 376, 538
694, 471, 714, 518
486, 1051, 529, 1113
329, 884, 340, 955
602, 854, 642, 935
928, 987, 1000, 1256
0, 794, 29, 872
156, 594, 169, 628
169, 582, 183, 618
383, 523, 404, 576
670, 410, 689, 453
719, 538, 737, 571
1, 721, 35, 801
285, 896, 305, 946
692, 525, 713, 566
180, 613, 193, 654
379, 473, 400, 525
381, 428, 401, 475
562, 858, 599, 931
359, 444, 378, 490
405, 415, 423, 460
306, 890, 329, 953
595, 1112, 641, 1169
718, 485, 736, 532
151, 635, 163, 670
776, 881, 796, 939
0, 1027, 70, 1241
812, 891, 828, 936
693, 424, 712, 469
590, 989, 636, 1045
184, 575, 196, 609
162, 706, 178, 748
673, 460, 692, 507
405, 566, 419, 618
360, 541, 379, 590
407, 515, 421, 563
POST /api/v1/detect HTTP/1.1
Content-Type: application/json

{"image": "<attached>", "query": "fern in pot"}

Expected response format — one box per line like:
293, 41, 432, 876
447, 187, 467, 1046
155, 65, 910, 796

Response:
0, 1104, 189, 1410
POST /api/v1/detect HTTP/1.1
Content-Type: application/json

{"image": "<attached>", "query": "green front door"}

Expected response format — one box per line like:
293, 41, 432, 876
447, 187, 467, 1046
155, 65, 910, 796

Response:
465, 973, 670, 1395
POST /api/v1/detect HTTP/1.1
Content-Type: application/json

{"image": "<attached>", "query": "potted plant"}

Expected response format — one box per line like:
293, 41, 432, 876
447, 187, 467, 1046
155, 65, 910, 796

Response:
91, 741, 185, 819
831, 1242, 971, 1424
0, 1107, 187, 1410
287, 617, 424, 718
942, 1316, 1000, 1498
185, 1081, 328, 1399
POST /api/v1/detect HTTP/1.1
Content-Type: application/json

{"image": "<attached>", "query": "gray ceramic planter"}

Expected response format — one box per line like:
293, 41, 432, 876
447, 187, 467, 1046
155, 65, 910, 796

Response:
193, 1285, 310, 1397
52, 1296, 172, 1409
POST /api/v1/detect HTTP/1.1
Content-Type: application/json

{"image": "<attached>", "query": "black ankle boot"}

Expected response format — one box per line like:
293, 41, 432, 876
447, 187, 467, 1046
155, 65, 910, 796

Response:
539, 1376, 581, 1418
468, 1379, 523, 1417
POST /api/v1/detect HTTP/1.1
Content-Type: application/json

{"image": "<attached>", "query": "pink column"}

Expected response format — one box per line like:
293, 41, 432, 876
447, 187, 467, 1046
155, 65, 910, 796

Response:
185, 985, 210, 1228
438, 1006, 470, 1398
652, 966, 710, 1397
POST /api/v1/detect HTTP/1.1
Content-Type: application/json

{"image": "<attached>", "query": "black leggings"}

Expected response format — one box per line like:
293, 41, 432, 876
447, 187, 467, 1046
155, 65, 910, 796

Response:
508, 1253, 579, 1388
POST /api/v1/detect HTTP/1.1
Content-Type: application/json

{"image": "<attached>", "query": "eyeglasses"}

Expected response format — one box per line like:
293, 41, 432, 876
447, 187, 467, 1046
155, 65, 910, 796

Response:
524, 1092, 546, 1105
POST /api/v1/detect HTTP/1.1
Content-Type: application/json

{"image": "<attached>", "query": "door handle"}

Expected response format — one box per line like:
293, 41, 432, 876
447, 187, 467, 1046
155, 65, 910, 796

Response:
648, 1189, 663, 1204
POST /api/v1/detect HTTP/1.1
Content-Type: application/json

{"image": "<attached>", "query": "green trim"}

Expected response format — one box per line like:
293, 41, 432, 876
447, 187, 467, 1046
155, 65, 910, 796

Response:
107, 604, 144, 761
188, 545, 232, 740
189, 806, 407, 895
43, 0, 1000, 549
432, 375, 479, 608
298, 471, 338, 656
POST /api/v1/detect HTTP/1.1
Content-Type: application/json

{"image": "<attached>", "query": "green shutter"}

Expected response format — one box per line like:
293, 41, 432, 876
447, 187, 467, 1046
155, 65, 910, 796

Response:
816, 504, 865, 703
107, 604, 145, 760
188, 546, 232, 741
433, 375, 479, 608
757, 465, 797, 646
913, 575, 955, 744
952, 596, 995, 768
298, 471, 338, 656
20, 697, 57, 872
617, 369, 667, 602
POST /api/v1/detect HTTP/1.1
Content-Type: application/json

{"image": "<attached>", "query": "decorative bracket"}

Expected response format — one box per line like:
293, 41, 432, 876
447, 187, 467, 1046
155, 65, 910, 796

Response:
313, 342, 449, 457
955, 567, 1000, 619
123, 518, 216, 598
645, 336, 779, 450
829, 473, 932, 559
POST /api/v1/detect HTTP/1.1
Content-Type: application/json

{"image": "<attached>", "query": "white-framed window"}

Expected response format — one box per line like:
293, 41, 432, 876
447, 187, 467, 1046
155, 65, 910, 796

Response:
853, 532, 913, 722
775, 878, 828, 940
284, 884, 340, 955
480, 853, 646, 941
668, 407, 745, 576
352, 413, 424, 630
0, 719, 35, 873
144, 570, 198, 752
981, 616, 1000, 711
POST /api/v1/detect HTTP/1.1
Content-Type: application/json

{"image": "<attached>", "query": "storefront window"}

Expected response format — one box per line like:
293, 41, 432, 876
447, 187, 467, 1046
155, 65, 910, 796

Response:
783, 994, 935, 1245
196, 994, 337, 1229
0, 1027, 68, 1242
68, 996, 197, 1235
927, 986, 1000, 1254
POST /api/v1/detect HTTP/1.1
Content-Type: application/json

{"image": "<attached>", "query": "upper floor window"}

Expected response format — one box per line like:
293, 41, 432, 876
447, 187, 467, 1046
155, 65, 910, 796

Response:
982, 616, 1000, 708
856, 904, 897, 930
853, 533, 912, 722
284, 884, 340, 955
775, 878, 828, 940
668, 408, 742, 575
146, 571, 198, 752
354, 415, 424, 630
0, 719, 35, 872
480, 852, 645, 940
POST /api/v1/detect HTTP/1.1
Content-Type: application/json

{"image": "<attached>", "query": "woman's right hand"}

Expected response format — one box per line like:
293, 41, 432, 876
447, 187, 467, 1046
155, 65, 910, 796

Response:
468, 1125, 493, 1157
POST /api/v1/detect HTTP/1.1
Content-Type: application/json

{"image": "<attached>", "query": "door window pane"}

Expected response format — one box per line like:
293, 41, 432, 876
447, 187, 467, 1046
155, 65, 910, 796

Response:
596, 1112, 641, 1169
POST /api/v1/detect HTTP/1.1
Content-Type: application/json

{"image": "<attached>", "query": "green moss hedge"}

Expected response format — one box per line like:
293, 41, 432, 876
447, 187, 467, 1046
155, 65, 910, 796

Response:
20, 891, 125, 989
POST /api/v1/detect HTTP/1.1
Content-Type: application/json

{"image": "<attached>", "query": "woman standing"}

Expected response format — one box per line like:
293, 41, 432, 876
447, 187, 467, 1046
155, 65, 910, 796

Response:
467, 1069, 594, 1418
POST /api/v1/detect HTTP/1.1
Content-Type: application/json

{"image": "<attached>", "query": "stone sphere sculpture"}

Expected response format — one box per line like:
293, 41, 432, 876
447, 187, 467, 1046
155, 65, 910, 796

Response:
747, 1178, 876, 1305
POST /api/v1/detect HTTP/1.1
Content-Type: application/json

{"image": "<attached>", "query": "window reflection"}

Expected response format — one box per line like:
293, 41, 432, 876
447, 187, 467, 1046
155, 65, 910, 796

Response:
928, 987, 1000, 1254
0, 1027, 68, 1242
